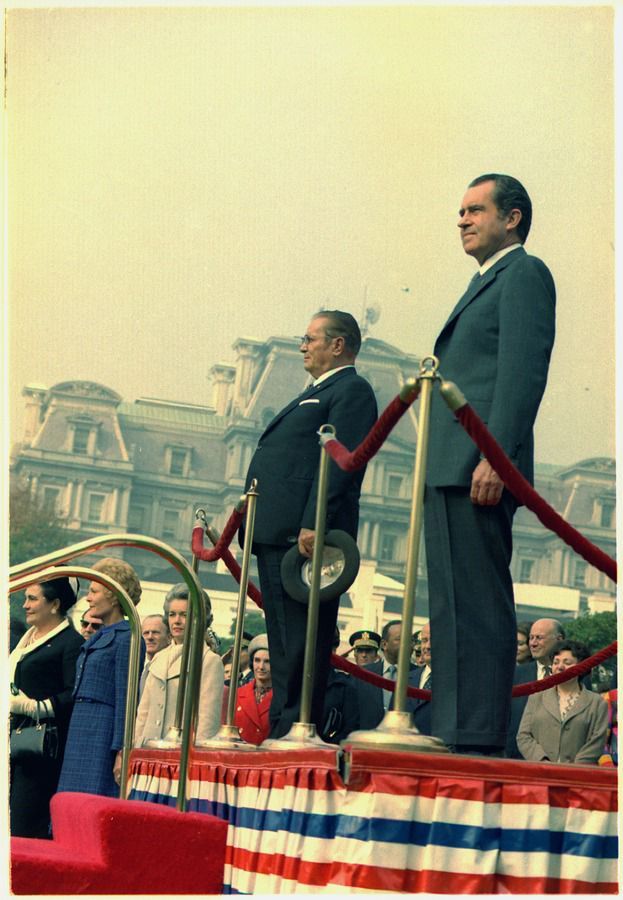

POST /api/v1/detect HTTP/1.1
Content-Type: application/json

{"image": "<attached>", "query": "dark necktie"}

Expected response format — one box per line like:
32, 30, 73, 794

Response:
383, 665, 397, 710
422, 672, 432, 691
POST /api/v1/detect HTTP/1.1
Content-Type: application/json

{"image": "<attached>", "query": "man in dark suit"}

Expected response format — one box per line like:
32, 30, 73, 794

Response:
242, 310, 377, 739
424, 174, 556, 755
353, 619, 431, 734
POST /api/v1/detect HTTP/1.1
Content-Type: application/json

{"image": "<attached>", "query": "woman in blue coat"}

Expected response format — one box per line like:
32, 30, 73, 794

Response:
57, 558, 143, 798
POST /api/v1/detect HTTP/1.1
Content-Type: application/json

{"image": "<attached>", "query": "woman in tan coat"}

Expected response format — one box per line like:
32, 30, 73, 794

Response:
135, 584, 223, 746
517, 640, 608, 765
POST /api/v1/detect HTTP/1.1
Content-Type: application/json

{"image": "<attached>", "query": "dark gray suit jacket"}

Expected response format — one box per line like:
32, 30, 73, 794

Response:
426, 247, 556, 488
243, 367, 377, 547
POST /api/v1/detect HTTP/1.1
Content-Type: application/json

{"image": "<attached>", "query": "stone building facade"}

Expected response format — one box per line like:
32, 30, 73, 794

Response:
10, 333, 616, 635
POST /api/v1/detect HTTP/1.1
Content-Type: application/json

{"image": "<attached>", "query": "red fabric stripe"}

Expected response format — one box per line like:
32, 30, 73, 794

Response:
328, 863, 618, 894
345, 771, 617, 812
228, 847, 332, 886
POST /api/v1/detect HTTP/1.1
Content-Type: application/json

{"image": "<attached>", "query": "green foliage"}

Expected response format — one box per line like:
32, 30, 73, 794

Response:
220, 609, 266, 655
565, 611, 617, 655
9, 478, 72, 625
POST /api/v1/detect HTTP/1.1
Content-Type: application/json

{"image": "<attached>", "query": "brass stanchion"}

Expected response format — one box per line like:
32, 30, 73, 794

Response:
262, 424, 336, 750
195, 481, 259, 750
344, 356, 449, 753
143, 551, 204, 750
9, 565, 142, 800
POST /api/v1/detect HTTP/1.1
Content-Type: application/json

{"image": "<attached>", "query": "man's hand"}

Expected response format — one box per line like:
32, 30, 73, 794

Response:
298, 528, 315, 558
470, 459, 504, 506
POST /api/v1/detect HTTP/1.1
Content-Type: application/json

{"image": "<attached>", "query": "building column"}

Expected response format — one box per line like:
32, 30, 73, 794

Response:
119, 487, 131, 528
370, 522, 380, 557
65, 481, 74, 518
73, 481, 84, 520
111, 487, 119, 524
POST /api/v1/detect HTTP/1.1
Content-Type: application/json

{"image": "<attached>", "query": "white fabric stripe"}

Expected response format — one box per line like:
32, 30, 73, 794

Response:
339, 788, 616, 839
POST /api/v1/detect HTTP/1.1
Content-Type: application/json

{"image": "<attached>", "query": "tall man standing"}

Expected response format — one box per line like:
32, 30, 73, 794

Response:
424, 174, 556, 755
242, 310, 377, 739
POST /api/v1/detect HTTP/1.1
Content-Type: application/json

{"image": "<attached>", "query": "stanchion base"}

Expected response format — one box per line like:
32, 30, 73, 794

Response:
261, 721, 334, 750
195, 724, 258, 751
144, 726, 183, 750
342, 710, 450, 753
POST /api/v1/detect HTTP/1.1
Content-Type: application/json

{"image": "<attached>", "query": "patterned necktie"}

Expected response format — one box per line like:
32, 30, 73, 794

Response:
383, 665, 397, 710
422, 672, 432, 691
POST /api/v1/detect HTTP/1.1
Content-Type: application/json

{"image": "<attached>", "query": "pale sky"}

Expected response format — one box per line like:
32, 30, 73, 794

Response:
5, 3, 617, 468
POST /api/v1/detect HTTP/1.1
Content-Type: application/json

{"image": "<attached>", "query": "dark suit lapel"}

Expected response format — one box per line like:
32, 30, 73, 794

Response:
259, 367, 356, 437
440, 247, 526, 335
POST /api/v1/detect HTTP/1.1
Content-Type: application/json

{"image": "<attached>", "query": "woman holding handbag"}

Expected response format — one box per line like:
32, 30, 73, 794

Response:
9, 575, 84, 838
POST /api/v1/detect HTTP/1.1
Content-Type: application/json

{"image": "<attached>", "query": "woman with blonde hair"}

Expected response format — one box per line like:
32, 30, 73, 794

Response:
57, 557, 144, 798
134, 583, 223, 746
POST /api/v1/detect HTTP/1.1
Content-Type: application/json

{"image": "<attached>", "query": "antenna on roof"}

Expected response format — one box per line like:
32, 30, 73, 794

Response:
360, 285, 381, 338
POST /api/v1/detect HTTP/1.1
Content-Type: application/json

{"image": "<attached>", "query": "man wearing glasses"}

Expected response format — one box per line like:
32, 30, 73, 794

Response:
242, 310, 377, 740
79, 608, 103, 639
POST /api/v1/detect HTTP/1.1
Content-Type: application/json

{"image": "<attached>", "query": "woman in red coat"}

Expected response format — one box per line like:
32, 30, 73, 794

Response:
234, 633, 272, 746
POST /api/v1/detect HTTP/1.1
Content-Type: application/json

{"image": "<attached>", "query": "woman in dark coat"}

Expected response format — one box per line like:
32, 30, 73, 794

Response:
9, 575, 83, 838
234, 633, 272, 746
57, 558, 143, 798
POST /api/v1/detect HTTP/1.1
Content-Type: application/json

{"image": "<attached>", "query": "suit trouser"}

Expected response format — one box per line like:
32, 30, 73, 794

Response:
424, 486, 517, 748
255, 544, 340, 739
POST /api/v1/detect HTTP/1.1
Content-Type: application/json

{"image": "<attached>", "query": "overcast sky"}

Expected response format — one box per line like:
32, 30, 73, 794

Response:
5, 3, 617, 468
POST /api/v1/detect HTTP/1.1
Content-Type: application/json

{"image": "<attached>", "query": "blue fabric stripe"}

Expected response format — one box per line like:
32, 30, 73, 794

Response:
129, 791, 617, 861
337, 815, 618, 858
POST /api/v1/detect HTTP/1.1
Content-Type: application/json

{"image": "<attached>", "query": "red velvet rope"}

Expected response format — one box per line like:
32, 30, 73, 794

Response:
512, 641, 618, 697
191, 391, 617, 702
191, 509, 245, 562
194, 531, 616, 701
322, 392, 419, 471
455, 404, 617, 583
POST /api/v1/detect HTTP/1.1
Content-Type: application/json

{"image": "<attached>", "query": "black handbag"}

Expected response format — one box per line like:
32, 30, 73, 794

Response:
10, 700, 59, 763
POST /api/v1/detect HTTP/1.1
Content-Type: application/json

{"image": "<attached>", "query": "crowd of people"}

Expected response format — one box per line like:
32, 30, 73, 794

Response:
12, 559, 614, 843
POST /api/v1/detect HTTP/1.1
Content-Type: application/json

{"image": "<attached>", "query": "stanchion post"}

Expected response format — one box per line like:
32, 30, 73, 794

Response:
343, 355, 449, 753
194, 482, 259, 750
262, 425, 335, 749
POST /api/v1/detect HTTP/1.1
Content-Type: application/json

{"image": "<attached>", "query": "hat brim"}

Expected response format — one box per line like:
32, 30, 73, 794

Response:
280, 529, 360, 605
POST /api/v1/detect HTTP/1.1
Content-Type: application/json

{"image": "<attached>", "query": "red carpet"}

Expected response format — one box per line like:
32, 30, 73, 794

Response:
11, 791, 227, 895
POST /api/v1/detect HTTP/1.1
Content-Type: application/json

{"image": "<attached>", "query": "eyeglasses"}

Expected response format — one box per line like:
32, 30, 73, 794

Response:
81, 620, 101, 631
299, 334, 330, 347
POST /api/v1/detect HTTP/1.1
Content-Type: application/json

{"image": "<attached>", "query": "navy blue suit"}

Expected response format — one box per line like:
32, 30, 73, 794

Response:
424, 247, 556, 749
242, 367, 377, 737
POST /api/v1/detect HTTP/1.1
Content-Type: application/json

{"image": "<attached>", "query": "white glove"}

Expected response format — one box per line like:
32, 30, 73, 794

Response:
10, 690, 38, 717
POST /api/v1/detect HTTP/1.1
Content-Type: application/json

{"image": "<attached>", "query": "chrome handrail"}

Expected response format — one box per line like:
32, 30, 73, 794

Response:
9, 565, 141, 799
9, 533, 206, 810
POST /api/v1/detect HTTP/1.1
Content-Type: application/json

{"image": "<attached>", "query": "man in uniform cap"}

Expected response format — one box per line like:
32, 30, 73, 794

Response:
349, 630, 381, 667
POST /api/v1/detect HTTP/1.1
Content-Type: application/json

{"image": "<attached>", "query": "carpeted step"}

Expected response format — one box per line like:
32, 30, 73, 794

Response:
11, 792, 228, 895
